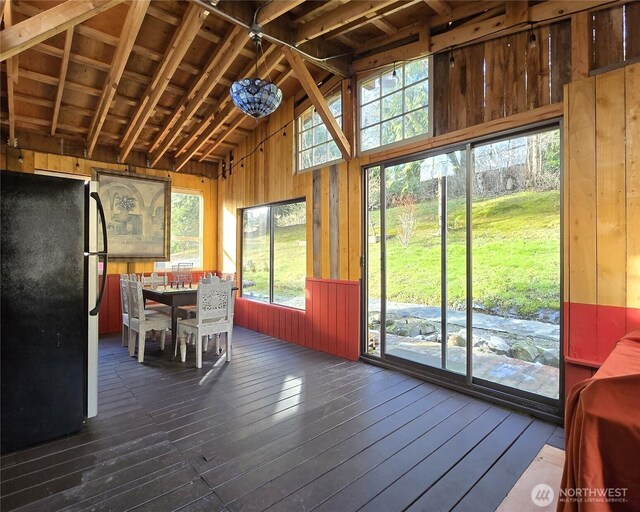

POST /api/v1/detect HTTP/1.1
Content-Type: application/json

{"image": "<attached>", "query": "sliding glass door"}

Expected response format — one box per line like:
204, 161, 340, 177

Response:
364, 125, 561, 406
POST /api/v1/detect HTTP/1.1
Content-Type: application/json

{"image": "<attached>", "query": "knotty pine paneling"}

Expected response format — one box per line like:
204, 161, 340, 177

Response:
564, 62, 640, 377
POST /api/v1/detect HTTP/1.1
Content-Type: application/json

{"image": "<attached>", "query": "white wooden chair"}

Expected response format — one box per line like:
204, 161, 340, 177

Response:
127, 279, 171, 363
176, 276, 234, 368
142, 272, 167, 289
119, 274, 130, 347
178, 272, 214, 319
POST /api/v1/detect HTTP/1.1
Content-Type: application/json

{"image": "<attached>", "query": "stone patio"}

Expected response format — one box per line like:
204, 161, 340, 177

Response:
368, 300, 560, 399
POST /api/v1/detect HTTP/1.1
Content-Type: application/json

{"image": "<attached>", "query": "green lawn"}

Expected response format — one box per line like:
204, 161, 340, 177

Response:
368, 190, 560, 317
243, 190, 560, 319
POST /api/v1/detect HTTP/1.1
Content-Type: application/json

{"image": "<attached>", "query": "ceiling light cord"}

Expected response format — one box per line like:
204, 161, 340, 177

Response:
194, 0, 351, 63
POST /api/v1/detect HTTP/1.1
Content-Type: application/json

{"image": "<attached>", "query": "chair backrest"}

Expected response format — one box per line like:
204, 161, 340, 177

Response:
143, 272, 166, 289
127, 279, 146, 322
120, 274, 129, 315
199, 272, 215, 285
197, 276, 233, 324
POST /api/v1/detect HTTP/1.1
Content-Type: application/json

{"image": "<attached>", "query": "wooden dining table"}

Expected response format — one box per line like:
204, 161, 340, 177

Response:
142, 286, 196, 354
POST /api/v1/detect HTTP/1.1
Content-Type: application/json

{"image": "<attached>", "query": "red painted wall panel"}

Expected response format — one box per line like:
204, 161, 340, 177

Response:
233, 278, 360, 361
564, 302, 640, 399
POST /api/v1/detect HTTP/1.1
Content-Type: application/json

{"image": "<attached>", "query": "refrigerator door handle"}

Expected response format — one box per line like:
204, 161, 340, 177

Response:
89, 192, 108, 316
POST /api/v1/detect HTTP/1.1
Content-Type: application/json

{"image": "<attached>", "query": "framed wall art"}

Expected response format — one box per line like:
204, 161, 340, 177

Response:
93, 168, 171, 261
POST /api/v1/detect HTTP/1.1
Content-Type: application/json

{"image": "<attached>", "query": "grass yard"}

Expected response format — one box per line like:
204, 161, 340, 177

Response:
368, 189, 560, 318
243, 190, 560, 320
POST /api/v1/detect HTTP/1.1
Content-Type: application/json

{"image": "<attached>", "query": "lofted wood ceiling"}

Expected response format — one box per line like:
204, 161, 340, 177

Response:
0, 0, 568, 176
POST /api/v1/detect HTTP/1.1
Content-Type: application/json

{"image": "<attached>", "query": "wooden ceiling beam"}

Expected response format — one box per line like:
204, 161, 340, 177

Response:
32, 42, 225, 105
295, 0, 397, 44
371, 17, 398, 35
428, 0, 502, 28
0, 0, 125, 62
506, 1, 529, 26
326, 0, 421, 40
423, 0, 452, 17
282, 46, 351, 158
119, 3, 208, 162
51, 28, 74, 136
173, 49, 286, 169
4, 0, 17, 144
257, 0, 306, 25
148, 24, 248, 167
86, 0, 149, 157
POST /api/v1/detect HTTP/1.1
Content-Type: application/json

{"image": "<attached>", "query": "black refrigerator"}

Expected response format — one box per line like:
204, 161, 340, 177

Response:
1, 170, 108, 453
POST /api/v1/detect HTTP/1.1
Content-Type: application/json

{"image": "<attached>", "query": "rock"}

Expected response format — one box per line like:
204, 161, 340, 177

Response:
448, 333, 465, 347
369, 313, 380, 323
536, 308, 560, 325
418, 322, 436, 334
385, 318, 395, 328
510, 340, 538, 362
487, 335, 510, 355
537, 348, 560, 367
423, 333, 439, 342
394, 326, 408, 336
408, 324, 422, 337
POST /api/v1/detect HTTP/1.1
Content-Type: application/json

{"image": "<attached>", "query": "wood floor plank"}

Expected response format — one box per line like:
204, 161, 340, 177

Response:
452, 419, 556, 512
0, 327, 559, 512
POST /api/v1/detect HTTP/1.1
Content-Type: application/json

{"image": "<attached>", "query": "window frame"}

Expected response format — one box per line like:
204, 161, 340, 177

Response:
295, 88, 344, 174
357, 56, 434, 157
154, 188, 204, 271
241, 198, 307, 310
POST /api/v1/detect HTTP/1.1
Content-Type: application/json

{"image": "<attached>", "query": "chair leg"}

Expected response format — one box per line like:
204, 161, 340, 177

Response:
226, 330, 232, 362
160, 330, 166, 351
128, 327, 136, 357
180, 335, 187, 363
215, 334, 220, 354
138, 329, 146, 363
203, 336, 209, 353
122, 325, 127, 347
196, 335, 203, 369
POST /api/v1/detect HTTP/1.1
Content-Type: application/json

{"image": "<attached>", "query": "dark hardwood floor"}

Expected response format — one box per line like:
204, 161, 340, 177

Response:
0, 328, 564, 511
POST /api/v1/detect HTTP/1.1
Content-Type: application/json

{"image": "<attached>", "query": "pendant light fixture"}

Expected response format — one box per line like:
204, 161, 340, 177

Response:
230, 31, 283, 120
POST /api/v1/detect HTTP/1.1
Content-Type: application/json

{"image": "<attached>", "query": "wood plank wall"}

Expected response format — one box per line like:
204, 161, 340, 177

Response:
434, 21, 571, 136
564, 62, 640, 395
233, 278, 360, 361
593, 3, 640, 72
1, 148, 219, 275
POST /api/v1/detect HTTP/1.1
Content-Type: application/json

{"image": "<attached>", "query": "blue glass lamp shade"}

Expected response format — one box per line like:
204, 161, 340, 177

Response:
230, 78, 283, 119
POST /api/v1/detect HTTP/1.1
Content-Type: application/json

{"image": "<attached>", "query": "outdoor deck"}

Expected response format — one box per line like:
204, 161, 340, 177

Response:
0, 328, 564, 511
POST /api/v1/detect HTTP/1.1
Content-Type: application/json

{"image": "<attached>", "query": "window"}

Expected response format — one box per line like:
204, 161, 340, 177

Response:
297, 90, 342, 172
359, 57, 432, 153
155, 191, 203, 270
242, 200, 306, 309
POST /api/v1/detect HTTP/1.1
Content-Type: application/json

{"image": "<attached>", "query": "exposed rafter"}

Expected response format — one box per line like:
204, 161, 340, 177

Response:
257, 0, 306, 25
423, 0, 452, 16
4, 0, 17, 144
119, 3, 208, 162
86, 0, 149, 157
282, 46, 351, 158
0, 0, 125, 62
295, 0, 398, 44
148, 24, 248, 167
51, 28, 74, 136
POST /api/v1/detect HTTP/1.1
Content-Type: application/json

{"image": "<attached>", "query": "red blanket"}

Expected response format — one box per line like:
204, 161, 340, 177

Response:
558, 330, 640, 511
